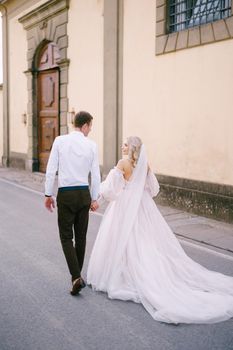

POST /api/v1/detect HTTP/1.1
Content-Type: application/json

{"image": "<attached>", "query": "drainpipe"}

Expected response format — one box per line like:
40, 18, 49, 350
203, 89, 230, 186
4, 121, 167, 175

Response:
0, 3, 9, 167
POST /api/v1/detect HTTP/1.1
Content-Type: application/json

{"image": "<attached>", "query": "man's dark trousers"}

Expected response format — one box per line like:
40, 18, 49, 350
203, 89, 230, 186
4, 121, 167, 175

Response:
56, 187, 91, 281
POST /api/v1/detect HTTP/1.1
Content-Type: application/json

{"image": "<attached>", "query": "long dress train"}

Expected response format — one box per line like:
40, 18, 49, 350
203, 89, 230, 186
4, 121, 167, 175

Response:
87, 145, 233, 324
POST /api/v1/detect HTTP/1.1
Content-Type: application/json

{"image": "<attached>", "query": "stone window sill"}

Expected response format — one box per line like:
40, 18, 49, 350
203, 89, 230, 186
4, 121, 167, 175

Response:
156, 0, 233, 55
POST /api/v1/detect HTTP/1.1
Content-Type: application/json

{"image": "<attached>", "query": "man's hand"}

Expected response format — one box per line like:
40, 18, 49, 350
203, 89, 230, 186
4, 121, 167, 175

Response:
90, 200, 99, 212
45, 197, 55, 212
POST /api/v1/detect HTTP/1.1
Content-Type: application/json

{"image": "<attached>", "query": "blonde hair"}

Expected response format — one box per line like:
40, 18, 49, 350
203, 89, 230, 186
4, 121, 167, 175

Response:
127, 136, 142, 167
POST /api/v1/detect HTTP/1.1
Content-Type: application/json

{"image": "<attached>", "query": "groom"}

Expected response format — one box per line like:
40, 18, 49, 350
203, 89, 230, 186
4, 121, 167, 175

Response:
44, 111, 100, 295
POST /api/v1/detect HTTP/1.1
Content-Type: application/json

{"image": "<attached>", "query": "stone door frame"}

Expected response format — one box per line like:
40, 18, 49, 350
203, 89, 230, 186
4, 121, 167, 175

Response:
19, 0, 69, 171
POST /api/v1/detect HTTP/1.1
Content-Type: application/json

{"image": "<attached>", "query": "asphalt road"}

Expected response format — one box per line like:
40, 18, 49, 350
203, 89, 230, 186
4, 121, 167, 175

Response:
0, 179, 233, 350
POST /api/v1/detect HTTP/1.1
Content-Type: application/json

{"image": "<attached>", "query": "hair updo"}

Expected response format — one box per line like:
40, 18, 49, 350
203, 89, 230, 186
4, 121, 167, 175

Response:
127, 136, 142, 167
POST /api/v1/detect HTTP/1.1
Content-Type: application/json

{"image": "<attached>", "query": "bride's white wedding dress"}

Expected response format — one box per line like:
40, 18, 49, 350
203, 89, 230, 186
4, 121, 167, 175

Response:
87, 145, 233, 324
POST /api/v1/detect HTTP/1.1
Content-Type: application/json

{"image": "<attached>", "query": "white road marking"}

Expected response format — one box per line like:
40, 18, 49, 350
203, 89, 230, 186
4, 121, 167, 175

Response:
0, 177, 44, 196
1, 177, 233, 262
179, 239, 233, 262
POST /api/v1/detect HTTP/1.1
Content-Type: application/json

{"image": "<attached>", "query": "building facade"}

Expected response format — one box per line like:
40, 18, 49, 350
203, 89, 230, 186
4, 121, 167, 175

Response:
0, 0, 233, 221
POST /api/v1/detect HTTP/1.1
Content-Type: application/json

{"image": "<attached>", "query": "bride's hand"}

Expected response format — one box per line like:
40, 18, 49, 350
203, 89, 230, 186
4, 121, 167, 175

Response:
90, 200, 99, 212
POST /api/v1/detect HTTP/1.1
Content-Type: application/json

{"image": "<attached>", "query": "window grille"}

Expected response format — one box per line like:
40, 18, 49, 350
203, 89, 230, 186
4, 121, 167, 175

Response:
168, 0, 232, 33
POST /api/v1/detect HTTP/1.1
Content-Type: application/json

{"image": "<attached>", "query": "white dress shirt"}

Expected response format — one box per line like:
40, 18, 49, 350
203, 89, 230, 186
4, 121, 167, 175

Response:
45, 131, 101, 200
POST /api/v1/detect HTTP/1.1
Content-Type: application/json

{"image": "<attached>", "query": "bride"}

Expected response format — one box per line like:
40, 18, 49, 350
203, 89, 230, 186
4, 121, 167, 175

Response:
87, 136, 233, 324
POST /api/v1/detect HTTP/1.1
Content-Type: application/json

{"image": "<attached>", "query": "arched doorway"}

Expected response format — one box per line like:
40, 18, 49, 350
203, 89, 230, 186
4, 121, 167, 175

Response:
37, 42, 60, 173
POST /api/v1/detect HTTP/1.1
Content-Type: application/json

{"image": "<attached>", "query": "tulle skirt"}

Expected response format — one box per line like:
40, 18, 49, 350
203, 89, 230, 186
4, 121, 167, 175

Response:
87, 190, 233, 324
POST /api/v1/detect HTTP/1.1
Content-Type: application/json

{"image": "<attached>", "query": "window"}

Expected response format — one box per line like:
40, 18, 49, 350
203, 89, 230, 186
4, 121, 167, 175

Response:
168, 0, 232, 33
156, 0, 233, 55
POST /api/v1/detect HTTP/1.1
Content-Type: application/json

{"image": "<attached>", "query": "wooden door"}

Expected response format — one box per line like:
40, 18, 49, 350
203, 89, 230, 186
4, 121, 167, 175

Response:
38, 69, 59, 173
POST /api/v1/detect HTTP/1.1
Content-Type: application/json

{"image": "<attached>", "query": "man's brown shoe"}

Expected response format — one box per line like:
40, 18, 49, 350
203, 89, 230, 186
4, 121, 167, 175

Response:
70, 278, 82, 296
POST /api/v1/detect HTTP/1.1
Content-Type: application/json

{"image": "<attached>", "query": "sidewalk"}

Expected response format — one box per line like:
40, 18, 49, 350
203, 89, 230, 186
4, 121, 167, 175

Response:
1, 166, 233, 256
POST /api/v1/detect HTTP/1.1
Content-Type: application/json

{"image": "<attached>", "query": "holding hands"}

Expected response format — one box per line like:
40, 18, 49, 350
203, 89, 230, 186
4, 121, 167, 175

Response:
90, 200, 99, 212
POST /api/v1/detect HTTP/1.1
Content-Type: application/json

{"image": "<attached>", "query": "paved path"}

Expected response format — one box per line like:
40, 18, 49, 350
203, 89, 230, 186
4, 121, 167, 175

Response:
0, 178, 233, 350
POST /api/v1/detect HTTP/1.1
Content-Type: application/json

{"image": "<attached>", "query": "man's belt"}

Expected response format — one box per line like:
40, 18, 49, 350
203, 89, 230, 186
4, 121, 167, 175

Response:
58, 185, 89, 192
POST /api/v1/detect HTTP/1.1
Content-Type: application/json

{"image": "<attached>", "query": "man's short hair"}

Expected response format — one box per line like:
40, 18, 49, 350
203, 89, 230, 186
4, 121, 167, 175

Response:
74, 111, 93, 128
